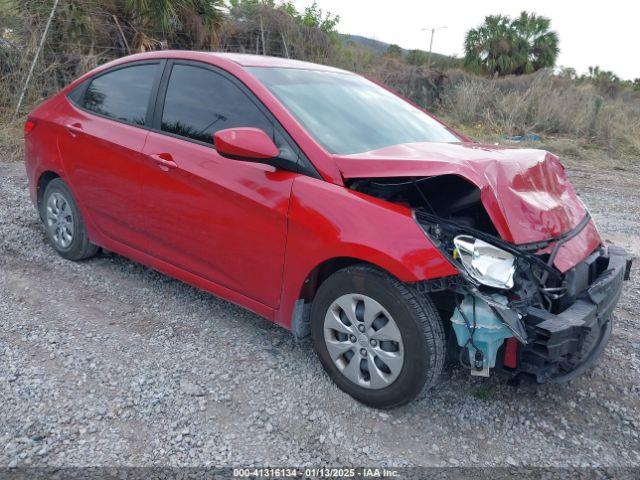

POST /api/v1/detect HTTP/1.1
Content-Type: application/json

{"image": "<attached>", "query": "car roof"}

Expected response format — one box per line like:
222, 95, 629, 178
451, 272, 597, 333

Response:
102, 50, 350, 74
207, 52, 347, 72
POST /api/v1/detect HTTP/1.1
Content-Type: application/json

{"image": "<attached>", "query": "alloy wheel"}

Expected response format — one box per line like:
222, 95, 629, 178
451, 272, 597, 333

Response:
46, 192, 74, 249
323, 293, 404, 389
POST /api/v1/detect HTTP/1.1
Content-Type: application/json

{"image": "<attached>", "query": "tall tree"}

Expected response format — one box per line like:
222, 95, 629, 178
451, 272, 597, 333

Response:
464, 11, 559, 76
124, 0, 226, 49
299, 1, 339, 35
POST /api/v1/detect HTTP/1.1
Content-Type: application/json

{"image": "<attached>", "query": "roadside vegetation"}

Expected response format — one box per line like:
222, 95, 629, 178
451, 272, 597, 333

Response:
1, 1, 638, 165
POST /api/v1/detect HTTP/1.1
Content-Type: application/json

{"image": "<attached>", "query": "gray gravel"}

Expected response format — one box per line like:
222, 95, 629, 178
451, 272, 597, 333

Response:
0, 160, 639, 468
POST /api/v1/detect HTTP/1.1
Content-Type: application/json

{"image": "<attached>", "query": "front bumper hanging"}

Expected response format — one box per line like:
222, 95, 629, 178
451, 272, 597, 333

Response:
414, 209, 632, 381
517, 245, 631, 382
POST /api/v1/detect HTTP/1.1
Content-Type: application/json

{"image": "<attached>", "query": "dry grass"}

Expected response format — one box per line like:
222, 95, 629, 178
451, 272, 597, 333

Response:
439, 70, 640, 162
443, 116, 635, 171
0, 115, 24, 163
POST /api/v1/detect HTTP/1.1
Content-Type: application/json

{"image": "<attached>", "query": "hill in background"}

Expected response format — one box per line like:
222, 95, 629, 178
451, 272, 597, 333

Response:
340, 33, 460, 68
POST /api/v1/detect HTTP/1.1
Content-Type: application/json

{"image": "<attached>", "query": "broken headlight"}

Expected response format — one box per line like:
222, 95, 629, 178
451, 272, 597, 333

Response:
453, 235, 516, 289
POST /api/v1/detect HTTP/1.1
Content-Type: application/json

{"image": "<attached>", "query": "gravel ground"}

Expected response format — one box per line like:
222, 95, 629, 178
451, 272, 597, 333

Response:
0, 159, 639, 469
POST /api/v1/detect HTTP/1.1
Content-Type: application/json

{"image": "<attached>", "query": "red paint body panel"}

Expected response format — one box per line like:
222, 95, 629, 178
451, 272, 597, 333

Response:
141, 130, 294, 308
274, 176, 459, 327
336, 142, 602, 272
24, 51, 604, 333
97, 229, 277, 321
56, 101, 150, 251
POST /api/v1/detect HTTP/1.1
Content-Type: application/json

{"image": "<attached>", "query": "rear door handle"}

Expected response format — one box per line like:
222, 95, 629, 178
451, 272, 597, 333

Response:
149, 153, 177, 170
65, 122, 83, 137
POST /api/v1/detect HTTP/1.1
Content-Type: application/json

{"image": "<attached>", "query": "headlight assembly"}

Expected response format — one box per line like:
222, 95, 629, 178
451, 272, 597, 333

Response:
453, 235, 516, 289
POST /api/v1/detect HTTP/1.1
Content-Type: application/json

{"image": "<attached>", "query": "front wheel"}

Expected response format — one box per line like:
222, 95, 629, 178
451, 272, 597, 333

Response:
311, 265, 446, 409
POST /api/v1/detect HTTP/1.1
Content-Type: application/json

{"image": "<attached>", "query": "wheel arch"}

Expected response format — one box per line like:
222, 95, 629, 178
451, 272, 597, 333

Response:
299, 256, 380, 305
36, 170, 62, 214
287, 253, 431, 339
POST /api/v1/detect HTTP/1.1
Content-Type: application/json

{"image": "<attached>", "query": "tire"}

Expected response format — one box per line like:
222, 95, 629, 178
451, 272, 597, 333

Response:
40, 178, 99, 261
311, 264, 446, 409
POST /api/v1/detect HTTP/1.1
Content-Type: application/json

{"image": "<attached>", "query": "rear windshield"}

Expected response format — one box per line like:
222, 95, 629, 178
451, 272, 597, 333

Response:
249, 67, 460, 155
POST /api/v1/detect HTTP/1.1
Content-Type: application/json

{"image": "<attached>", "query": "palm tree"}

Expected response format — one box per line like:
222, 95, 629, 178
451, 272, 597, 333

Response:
511, 11, 559, 73
124, 0, 226, 50
464, 11, 559, 76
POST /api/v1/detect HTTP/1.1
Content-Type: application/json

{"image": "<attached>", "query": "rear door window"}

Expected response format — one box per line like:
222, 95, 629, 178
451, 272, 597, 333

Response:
160, 64, 273, 145
82, 63, 159, 125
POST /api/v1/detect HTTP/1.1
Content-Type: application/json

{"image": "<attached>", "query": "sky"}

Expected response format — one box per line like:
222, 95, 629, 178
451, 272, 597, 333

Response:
291, 0, 639, 80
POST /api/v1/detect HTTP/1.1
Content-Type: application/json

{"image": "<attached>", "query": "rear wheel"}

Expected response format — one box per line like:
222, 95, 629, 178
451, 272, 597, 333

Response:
40, 178, 99, 261
311, 265, 446, 409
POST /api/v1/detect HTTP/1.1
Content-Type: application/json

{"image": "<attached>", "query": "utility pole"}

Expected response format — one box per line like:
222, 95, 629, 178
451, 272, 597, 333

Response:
13, 0, 59, 120
421, 26, 446, 69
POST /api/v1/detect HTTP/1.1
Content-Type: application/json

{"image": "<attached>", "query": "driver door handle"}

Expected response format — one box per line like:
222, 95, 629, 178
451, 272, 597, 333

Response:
150, 153, 177, 170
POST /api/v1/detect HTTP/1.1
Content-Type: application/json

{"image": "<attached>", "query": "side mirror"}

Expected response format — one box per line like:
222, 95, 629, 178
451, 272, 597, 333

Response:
214, 127, 279, 162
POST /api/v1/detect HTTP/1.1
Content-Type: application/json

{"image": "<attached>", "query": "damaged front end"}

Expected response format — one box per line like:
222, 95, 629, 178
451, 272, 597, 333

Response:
415, 208, 631, 382
349, 174, 633, 383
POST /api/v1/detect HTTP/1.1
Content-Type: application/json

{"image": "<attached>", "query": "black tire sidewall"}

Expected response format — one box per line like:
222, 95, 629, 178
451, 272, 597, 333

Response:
41, 179, 94, 260
311, 266, 443, 409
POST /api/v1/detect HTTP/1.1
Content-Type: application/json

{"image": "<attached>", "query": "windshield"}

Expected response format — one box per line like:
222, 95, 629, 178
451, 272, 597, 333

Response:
249, 67, 460, 155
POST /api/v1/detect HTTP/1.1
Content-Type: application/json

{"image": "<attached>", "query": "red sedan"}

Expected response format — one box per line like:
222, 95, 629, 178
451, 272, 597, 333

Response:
24, 51, 631, 408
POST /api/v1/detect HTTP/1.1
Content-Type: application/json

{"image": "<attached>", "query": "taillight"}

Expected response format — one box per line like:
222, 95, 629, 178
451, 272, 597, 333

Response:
24, 119, 36, 136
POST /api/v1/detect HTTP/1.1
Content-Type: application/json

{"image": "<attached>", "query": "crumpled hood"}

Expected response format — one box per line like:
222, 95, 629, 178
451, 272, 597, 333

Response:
335, 142, 602, 272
